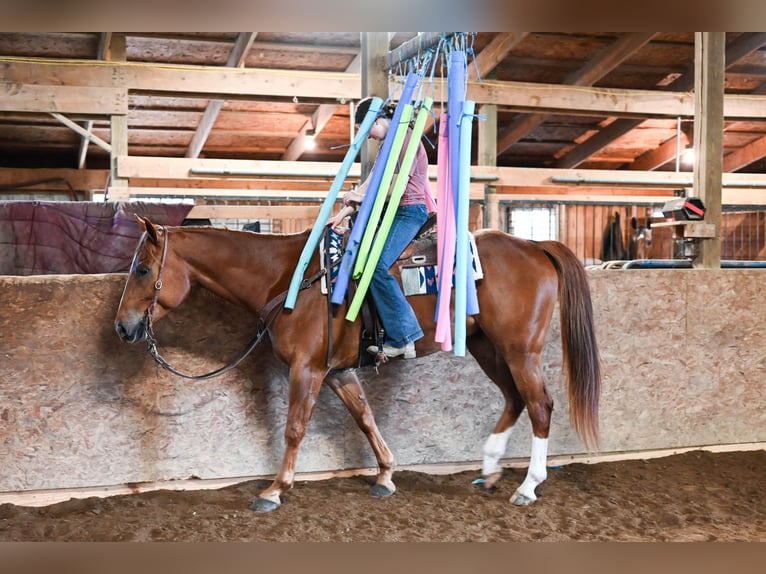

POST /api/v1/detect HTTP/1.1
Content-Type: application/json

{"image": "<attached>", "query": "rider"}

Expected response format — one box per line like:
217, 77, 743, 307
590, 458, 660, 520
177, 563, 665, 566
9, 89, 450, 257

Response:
327, 96, 429, 360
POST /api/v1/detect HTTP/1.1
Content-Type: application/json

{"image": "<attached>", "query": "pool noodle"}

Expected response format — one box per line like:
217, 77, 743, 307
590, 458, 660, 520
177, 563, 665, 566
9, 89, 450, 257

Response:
453, 100, 477, 357
438, 50, 468, 353
330, 73, 420, 306
283, 97, 383, 310
448, 50, 466, 219
434, 115, 455, 351
345, 97, 433, 322
352, 104, 414, 279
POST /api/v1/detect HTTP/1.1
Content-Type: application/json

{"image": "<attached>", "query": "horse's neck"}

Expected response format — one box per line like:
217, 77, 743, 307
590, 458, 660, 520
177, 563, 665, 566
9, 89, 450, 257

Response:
180, 228, 305, 313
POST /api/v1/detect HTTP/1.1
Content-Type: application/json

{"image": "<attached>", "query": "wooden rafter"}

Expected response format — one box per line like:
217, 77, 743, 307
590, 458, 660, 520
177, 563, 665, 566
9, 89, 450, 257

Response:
186, 33, 257, 159
280, 53, 359, 161
556, 32, 766, 169
724, 134, 766, 172
496, 33, 655, 155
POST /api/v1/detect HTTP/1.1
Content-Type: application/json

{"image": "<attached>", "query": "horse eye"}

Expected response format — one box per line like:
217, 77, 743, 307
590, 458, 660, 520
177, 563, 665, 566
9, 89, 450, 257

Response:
136, 265, 151, 278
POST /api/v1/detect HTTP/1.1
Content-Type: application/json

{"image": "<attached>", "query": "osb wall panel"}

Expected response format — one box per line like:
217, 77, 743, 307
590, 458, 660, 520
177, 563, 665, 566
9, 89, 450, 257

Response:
1, 270, 765, 492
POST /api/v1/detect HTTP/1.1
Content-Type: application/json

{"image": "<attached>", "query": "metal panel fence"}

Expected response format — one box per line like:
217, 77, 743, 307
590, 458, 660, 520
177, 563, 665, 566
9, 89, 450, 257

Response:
501, 199, 766, 265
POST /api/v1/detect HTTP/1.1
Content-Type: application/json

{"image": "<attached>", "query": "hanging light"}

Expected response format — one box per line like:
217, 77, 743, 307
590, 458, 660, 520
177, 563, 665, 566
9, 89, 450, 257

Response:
304, 128, 316, 150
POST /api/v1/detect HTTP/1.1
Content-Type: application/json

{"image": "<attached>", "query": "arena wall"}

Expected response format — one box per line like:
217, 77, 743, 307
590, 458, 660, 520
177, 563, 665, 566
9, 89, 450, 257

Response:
1, 270, 765, 493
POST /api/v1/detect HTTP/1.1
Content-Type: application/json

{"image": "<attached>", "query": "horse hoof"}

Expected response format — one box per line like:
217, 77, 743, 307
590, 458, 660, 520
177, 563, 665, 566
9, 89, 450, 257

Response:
250, 497, 280, 514
369, 483, 395, 498
509, 491, 536, 506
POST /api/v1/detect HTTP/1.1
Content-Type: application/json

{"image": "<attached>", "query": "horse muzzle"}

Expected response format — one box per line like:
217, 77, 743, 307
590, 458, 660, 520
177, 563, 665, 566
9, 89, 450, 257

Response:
114, 316, 148, 343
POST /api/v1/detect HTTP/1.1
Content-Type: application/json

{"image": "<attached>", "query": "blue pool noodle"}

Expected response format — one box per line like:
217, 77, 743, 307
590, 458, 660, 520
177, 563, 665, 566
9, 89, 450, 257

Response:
283, 97, 383, 310
330, 72, 420, 306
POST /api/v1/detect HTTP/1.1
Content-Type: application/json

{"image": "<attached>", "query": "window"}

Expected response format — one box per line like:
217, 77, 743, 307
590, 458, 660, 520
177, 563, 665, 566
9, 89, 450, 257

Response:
508, 206, 558, 241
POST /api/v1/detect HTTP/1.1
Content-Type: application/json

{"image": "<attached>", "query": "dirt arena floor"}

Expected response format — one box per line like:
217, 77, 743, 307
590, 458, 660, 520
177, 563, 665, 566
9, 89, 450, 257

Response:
0, 449, 763, 542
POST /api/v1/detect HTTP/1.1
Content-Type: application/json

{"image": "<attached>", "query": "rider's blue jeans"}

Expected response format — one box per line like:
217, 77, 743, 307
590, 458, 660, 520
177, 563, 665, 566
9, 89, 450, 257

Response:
369, 203, 429, 348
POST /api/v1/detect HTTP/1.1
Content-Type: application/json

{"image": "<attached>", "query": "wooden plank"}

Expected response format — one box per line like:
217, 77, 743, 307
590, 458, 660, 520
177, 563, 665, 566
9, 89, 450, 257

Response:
188, 204, 321, 219
0, 57, 360, 101
0, 84, 127, 114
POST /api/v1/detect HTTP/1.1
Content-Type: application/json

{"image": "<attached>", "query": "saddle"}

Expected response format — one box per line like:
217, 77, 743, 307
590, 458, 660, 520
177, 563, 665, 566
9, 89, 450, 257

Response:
320, 214, 438, 368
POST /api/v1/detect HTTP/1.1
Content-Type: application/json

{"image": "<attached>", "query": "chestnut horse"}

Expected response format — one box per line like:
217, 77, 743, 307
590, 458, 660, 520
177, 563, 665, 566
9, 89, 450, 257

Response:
115, 217, 601, 513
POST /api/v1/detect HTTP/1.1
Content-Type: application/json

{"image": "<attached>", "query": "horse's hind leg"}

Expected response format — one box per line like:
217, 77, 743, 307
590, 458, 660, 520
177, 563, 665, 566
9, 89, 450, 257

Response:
325, 370, 396, 497
467, 334, 526, 491
504, 351, 553, 506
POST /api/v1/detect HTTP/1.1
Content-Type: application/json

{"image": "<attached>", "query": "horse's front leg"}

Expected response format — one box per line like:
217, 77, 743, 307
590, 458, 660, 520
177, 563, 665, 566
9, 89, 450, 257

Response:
250, 365, 324, 514
325, 370, 396, 497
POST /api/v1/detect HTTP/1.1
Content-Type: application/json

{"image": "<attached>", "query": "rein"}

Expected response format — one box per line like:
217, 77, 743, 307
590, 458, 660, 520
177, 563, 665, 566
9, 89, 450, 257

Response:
141, 226, 326, 380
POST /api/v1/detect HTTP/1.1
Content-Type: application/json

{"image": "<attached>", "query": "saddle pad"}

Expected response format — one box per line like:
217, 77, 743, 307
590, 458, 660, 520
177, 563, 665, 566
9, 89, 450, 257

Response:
321, 230, 484, 298
400, 233, 484, 297
320, 228, 345, 295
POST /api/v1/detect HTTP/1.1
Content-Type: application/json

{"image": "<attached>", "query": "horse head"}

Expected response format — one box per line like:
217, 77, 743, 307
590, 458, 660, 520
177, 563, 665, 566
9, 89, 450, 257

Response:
629, 216, 653, 259
114, 215, 192, 343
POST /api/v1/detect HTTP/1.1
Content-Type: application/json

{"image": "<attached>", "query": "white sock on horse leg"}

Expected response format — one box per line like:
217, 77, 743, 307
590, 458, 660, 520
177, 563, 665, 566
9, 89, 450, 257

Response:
482, 427, 513, 476
516, 436, 549, 500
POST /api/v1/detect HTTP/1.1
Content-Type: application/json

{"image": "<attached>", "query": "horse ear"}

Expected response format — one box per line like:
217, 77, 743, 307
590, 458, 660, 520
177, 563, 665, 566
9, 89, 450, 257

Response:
135, 214, 159, 244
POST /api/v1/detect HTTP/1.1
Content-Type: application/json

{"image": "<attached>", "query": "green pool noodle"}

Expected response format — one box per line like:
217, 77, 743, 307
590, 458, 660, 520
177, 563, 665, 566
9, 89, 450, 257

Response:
345, 97, 433, 322
352, 104, 414, 279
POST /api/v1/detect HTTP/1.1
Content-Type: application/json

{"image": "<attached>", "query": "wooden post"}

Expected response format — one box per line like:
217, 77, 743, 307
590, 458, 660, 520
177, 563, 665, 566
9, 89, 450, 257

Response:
108, 34, 129, 202
359, 33, 389, 181
479, 93, 498, 230
692, 32, 725, 268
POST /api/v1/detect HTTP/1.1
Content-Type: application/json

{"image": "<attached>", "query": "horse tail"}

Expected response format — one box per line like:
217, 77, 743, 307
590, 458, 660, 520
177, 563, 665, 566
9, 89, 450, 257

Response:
539, 240, 601, 451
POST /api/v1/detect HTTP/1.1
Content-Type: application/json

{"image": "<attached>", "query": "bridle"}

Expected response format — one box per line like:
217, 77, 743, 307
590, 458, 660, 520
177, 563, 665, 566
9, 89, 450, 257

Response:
131, 225, 326, 380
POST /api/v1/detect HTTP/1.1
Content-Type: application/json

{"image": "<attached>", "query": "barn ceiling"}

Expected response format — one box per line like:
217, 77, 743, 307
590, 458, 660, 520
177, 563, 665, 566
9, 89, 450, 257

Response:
2, 32, 766, 175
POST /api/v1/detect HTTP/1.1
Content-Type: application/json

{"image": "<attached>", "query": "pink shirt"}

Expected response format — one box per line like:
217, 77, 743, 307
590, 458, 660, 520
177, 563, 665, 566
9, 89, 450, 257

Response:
394, 128, 428, 206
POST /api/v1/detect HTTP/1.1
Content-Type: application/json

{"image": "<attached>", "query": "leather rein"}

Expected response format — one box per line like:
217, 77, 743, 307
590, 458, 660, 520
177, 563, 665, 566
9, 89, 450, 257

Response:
140, 225, 327, 380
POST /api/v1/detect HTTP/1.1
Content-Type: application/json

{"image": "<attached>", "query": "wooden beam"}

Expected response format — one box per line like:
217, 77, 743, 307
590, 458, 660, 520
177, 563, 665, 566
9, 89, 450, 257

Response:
281, 53, 358, 162
497, 33, 655, 155
628, 132, 690, 171
76, 33, 113, 169
557, 32, 766, 169
723, 134, 766, 172
108, 35, 129, 201
117, 187, 332, 200
458, 79, 766, 119
185, 205, 321, 220
0, 84, 127, 114
470, 33, 529, 82
477, 103, 497, 167
693, 33, 725, 268
4, 55, 766, 120
115, 155, 766, 191
0, 57, 360, 101
360, 33, 389, 178
186, 32, 257, 159
49, 112, 112, 152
